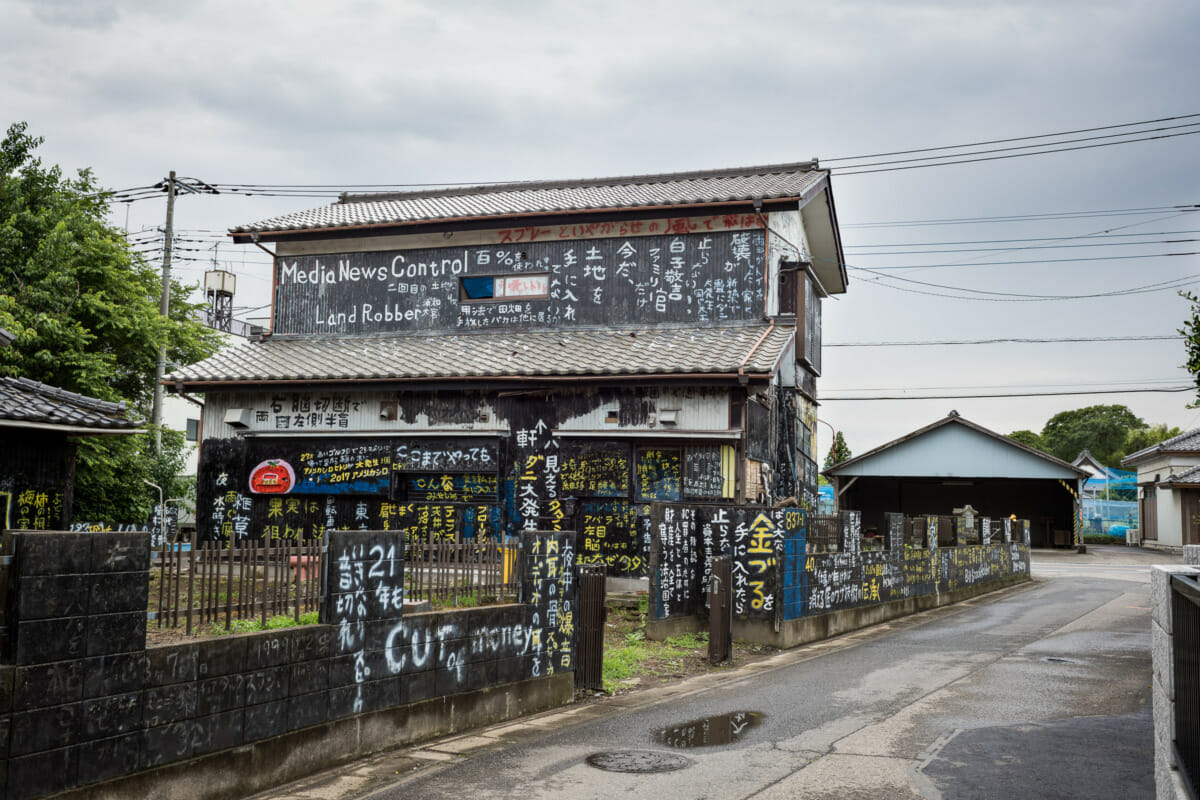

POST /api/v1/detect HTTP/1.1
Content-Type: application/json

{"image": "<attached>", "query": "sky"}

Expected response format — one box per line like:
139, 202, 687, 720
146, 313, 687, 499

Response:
3, 0, 1199, 461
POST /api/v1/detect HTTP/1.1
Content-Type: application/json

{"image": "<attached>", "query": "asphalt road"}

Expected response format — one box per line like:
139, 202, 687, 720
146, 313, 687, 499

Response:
260, 545, 1173, 800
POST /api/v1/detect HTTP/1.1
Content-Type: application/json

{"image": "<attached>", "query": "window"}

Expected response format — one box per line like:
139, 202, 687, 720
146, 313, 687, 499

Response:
459, 274, 549, 302
185, 418, 200, 442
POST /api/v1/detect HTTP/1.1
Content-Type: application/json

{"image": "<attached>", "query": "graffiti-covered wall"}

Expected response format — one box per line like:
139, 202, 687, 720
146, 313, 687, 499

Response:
0, 530, 577, 799
0, 431, 72, 531
273, 228, 767, 336
194, 388, 754, 579
648, 504, 1031, 625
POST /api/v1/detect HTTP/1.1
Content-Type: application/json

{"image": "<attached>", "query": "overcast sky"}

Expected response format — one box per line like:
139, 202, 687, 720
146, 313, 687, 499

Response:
3, 0, 1198, 460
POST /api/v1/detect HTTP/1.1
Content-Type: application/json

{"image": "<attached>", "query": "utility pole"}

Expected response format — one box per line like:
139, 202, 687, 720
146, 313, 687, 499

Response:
151, 171, 177, 453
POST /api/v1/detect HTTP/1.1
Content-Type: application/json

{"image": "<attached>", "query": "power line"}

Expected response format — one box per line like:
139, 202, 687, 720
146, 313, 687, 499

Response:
847, 251, 1199, 271
825, 335, 1182, 347
831, 121, 1200, 170
823, 112, 1200, 162
834, 129, 1200, 176
842, 204, 1198, 229
846, 237, 1200, 256
822, 386, 1193, 401
851, 266, 1200, 301
830, 376, 1184, 392
844, 229, 1200, 248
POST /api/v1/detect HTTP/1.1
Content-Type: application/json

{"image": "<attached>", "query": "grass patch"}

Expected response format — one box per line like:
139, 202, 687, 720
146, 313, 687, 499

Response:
664, 631, 708, 650
210, 611, 319, 636
602, 641, 652, 693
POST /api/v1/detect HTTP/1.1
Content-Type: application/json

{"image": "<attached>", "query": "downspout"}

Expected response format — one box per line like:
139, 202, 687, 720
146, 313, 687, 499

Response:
737, 321, 776, 385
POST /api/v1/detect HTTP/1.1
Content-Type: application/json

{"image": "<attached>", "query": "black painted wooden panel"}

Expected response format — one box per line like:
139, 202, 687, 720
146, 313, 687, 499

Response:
273, 230, 766, 335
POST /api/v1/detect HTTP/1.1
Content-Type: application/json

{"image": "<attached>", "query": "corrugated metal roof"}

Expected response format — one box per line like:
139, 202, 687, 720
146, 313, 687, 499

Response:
1122, 427, 1200, 466
167, 324, 794, 386
825, 412, 1089, 480
231, 162, 826, 235
0, 377, 141, 430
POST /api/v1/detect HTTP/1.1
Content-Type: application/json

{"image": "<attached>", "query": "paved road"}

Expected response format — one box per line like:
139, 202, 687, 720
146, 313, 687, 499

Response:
260, 545, 1175, 800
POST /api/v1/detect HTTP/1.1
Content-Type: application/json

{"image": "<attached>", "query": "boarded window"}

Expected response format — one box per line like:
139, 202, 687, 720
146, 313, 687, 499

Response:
560, 441, 630, 498
746, 400, 770, 462
636, 448, 682, 502
459, 274, 549, 302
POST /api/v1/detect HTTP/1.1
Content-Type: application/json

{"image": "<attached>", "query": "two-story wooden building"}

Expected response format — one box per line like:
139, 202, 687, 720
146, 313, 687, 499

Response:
168, 162, 848, 575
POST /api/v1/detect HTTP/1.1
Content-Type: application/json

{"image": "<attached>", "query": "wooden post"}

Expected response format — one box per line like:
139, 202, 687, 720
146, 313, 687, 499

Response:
186, 529, 197, 636
226, 538, 234, 630
261, 537, 270, 628
156, 538, 166, 629
293, 538, 301, 623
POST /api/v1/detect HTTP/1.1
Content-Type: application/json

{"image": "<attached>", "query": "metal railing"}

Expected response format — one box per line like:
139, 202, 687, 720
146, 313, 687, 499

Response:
402, 530, 520, 607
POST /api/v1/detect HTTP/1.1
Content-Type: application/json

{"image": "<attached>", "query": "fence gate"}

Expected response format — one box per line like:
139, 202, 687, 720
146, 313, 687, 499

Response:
708, 555, 732, 664
576, 563, 606, 691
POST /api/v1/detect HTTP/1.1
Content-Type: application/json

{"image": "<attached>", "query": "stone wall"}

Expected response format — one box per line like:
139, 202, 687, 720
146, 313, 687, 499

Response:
0, 530, 576, 800
1151, 563, 1200, 800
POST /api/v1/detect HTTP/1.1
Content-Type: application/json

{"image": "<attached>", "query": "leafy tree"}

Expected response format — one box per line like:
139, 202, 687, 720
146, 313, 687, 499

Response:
823, 431, 852, 469
1121, 423, 1183, 461
1183, 290, 1200, 407
1007, 429, 1045, 452
1038, 404, 1144, 466
0, 122, 219, 522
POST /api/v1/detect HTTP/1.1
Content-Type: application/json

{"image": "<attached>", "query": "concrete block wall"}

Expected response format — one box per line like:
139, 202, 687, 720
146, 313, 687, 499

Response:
0, 531, 572, 800
1151, 564, 1200, 800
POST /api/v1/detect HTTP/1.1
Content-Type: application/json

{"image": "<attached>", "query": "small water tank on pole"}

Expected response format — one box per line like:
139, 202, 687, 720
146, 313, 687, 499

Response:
205, 269, 237, 332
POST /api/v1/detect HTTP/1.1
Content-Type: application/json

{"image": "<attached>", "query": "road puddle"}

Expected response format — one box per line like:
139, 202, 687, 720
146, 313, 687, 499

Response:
651, 711, 764, 749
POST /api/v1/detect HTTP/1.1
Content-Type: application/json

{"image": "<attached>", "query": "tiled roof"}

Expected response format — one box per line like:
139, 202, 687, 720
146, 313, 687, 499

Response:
167, 324, 795, 385
0, 377, 141, 430
1161, 464, 1200, 486
230, 162, 826, 236
1122, 428, 1200, 466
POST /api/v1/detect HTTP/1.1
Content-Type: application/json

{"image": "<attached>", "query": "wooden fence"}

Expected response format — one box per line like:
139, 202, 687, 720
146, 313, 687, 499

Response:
154, 533, 323, 635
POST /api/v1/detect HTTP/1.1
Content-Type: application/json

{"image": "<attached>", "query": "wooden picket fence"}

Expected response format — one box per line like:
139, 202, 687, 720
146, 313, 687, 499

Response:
154, 533, 323, 635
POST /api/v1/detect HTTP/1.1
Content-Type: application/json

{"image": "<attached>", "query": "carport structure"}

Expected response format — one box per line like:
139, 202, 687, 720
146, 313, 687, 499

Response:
825, 412, 1088, 548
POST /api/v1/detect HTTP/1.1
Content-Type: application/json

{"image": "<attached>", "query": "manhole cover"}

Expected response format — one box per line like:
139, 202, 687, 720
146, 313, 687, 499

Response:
585, 750, 692, 773
652, 711, 765, 749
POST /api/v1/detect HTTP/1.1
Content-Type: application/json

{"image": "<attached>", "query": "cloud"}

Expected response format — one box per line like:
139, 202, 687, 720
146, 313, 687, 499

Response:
27, 0, 119, 30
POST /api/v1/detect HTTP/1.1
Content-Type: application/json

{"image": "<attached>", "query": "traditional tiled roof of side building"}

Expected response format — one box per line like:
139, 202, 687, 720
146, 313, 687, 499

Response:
229, 161, 827, 236
167, 323, 796, 387
1159, 464, 1200, 487
1122, 427, 1200, 467
0, 377, 142, 430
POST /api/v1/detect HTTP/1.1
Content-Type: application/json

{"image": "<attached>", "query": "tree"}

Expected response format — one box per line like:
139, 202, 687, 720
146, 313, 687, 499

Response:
1007, 429, 1045, 452
0, 122, 220, 522
1183, 291, 1200, 408
1121, 423, 1183, 461
1038, 404, 1144, 466
824, 431, 852, 469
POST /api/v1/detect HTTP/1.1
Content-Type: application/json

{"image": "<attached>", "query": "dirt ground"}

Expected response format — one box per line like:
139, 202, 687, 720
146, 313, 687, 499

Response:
579, 597, 778, 700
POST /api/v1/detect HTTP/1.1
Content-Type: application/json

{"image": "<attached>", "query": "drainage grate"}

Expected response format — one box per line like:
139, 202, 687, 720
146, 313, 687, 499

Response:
585, 750, 692, 773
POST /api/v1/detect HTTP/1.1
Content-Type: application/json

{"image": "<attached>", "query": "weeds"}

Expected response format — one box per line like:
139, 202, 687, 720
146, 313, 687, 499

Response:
209, 611, 320, 636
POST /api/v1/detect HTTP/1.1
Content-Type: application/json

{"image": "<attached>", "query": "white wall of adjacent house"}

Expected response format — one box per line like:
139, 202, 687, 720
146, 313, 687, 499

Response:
1135, 453, 1200, 546
161, 393, 201, 476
